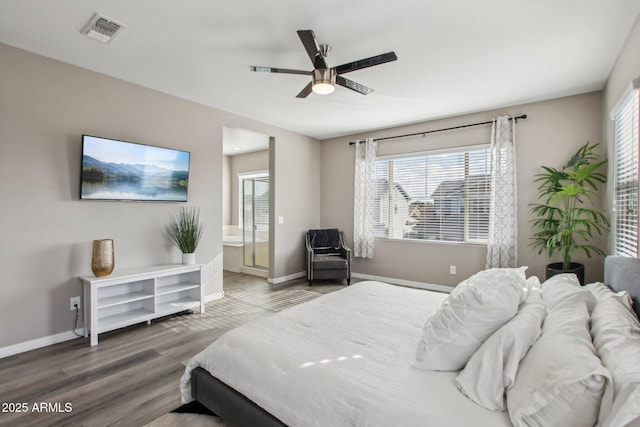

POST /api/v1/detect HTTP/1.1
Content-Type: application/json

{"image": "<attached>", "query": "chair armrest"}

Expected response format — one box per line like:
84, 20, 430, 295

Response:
305, 236, 314, 257
339, 232, 351, 263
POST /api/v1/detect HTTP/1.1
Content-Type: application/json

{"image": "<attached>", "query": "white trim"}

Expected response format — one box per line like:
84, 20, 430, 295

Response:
351, 272, 452, 293
266, 270, 453, 292
376, 142, 490, 161
1, 291, 223, 359
268, 271, 306, 284
238, 170, 269, 179
0, 328, 86, 359
610, 81, 640, 120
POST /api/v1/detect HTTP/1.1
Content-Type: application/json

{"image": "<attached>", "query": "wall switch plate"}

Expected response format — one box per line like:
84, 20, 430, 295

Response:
70, 296, 81, 311
449, 265, 457, 275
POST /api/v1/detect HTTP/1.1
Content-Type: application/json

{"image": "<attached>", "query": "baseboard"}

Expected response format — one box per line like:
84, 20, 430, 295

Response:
0, 328, 86, 359
1, 292, 225, 360
268, 271, 306, 284
266, 271, 452, 292
351, 273, 452, 293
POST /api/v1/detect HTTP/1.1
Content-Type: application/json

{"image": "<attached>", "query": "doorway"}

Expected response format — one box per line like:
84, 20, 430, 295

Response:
222, 126, 271, 279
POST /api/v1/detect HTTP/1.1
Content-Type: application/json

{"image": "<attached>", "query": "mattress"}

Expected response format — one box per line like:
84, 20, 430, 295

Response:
180, 281, 512, 427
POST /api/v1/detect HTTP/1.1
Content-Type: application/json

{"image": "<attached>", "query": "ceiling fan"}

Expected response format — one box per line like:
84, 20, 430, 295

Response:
250, 30, 397, 98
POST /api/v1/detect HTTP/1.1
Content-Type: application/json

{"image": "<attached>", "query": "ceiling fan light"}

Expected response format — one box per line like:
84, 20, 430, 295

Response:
312, 82, 335, 95
312, 69, 336, 95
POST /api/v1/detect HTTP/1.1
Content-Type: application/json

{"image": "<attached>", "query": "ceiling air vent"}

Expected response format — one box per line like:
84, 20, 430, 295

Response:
82, 14, 125, 43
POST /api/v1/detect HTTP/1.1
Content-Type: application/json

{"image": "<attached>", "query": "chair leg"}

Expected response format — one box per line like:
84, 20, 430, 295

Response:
347, 278, 351, 285
308, 280, 312, 286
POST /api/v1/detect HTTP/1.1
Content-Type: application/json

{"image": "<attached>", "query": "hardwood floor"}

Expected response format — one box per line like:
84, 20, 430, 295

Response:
0, 272, 350, 427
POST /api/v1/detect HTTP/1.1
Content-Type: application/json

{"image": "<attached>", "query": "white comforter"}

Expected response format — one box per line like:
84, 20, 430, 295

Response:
180, 281, 513, 427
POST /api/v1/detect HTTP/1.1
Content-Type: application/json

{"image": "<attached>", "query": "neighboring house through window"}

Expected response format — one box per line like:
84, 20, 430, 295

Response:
374, 145, 491, 243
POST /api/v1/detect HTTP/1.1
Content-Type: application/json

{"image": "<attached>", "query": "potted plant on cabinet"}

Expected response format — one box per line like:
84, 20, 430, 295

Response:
529, 142, 609, 284
166, 206, 204, 265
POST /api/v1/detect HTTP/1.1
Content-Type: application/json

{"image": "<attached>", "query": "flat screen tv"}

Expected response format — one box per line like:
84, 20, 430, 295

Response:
80, 135, 191, 202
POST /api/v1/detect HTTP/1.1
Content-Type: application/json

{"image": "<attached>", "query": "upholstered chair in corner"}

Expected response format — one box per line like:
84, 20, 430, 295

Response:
305, 229, 351, 286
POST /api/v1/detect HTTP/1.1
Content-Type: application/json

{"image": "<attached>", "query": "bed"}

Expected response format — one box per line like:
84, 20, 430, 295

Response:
180, 256, 640, 427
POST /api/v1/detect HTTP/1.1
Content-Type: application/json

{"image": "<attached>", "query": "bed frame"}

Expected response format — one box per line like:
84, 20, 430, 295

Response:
190, 255, 640, 427
190, 367, 286, 426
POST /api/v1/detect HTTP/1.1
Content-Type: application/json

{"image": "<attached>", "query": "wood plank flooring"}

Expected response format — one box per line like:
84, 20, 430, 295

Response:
0, 272, 350, 427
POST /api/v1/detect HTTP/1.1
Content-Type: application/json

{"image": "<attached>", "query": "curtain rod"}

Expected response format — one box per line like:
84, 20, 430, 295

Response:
348, 114, 527, 145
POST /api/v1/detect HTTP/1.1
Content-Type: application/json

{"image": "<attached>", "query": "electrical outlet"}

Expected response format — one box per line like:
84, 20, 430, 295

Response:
70, 296, 81, 311
449, 265, 457, 275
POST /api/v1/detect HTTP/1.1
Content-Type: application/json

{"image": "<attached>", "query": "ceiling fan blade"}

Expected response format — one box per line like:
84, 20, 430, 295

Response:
296, 82, 313, 98
336, 76, 373, 95
249, 66, 311, 76
334, 51, 397, 75
297, 30, 328, 69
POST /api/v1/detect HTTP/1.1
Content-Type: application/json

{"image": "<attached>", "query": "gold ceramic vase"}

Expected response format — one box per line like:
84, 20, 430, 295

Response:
92, 239, 115, 277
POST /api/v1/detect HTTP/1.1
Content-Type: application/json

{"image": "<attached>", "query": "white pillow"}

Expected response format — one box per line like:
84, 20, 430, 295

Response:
541, 273, 597, 313
590, 294, 640, 427
507, 291, 609, 427
584, 281, 634, 310
414, 267, 527, 371
456, 276, 546, 410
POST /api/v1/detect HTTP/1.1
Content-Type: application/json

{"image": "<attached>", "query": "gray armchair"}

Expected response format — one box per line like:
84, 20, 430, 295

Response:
306, 229, 351, 286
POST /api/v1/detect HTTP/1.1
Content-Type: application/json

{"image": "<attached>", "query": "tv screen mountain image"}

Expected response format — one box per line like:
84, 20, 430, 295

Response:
80, 135, 190, 202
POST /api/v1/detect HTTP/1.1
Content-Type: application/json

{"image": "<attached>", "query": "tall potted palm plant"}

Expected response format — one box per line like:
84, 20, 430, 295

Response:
529, 142, 609, 284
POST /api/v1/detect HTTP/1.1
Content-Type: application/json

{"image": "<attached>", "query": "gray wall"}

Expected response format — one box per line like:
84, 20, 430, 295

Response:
320, 92, 605, 286
0, 43, 320, 349
270, 135, 321, 278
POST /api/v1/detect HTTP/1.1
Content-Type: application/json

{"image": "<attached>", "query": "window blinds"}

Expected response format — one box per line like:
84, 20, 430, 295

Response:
613, 89, 640, 257
374, 146, 491, 243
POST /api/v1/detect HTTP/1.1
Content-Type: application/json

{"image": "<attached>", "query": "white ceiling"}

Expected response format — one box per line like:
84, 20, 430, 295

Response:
223, 127, 269, 156
1, 0, 639, 140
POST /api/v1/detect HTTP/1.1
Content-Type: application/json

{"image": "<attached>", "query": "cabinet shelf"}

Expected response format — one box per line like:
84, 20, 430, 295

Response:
98, 308, 154, 332
81, 264, 204, 346
156, 297, 201, 316
156, 282, 200, 296
97, 291, 154, 309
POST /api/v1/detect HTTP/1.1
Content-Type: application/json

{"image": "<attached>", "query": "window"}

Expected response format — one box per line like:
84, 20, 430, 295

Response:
374, 145, 491, 243
238, 172, 269, 231
613, 89, 640, 257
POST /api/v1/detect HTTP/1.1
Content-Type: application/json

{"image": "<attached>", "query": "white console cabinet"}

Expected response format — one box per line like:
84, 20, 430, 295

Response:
80, 264, 204, 346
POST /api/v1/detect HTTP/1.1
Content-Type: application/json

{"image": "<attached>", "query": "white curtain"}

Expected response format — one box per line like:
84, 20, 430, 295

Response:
486, 116, 518, 268
353, 138, 377, 258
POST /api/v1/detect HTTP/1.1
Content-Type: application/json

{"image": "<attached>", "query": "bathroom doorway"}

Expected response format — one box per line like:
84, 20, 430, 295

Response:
222, 127, 270, 278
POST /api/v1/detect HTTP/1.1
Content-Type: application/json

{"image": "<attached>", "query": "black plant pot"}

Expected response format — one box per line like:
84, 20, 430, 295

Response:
545, 262, 585, 285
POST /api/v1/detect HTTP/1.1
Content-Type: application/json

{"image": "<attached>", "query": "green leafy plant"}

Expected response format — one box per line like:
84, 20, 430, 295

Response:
529, 142, 609, 270
166, 206, 204, 254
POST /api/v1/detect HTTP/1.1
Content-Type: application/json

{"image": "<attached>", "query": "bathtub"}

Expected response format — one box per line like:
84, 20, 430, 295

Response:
223, 235, 244, 247
223, 236, 244, 273
223, 233, 269, 275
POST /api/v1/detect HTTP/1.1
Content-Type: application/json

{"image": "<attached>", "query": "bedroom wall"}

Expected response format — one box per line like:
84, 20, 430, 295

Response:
602, 13, 640, 253
320, 92, 604, 287
0, 43, 320, 351
268, 134, 322, 279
